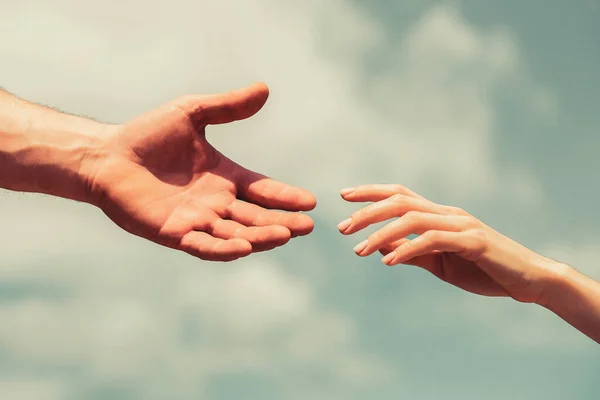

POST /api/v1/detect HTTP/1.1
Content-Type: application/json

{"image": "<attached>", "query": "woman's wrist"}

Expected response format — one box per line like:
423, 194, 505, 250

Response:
536, 261, 600, 343
534, 259, 578, 309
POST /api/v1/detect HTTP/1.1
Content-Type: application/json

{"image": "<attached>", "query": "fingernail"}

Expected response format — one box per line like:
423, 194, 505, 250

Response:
340, 187, 355, 196
337, 218, 352, 232
353, 239, 368, 254
382, 251, 397, 266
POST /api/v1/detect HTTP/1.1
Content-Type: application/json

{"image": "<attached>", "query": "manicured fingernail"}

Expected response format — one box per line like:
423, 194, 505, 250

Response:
382, 251, 397, 265
353, 239, 368, 254
337, 218, 352, 232
340, 187, 355, 196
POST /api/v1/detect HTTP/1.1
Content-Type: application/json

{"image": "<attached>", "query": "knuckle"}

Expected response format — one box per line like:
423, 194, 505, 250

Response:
172, 95, 193, 112
402, 238, 416, 250
359, 203, 374, 215
463, 215, 481, 228
253, 212, 265, 226
470, 228, 488, 247
392, 184, 407, 193
174, 94, 192, 105
220, 190, 236, 204
367, 231, 382, 245
390, 193, 404, 202
403, 210, 421, 225
422, 230, 441, 244
448, 206, 469, 216
352, 206, 370, 221
170, 100, 196, 123
390, 194, 409, 209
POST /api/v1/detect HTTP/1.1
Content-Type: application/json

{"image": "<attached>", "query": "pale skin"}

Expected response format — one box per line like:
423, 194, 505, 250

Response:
0, 83, 316, 261
338, 184, 600, 344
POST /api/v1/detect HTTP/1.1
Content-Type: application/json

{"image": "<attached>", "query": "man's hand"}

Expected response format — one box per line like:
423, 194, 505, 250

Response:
82, 83, 316, 261
0, 84, 315, 261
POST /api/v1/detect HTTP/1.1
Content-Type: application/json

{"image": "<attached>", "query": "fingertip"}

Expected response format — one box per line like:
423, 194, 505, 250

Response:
181, 234, 253, 262
248, 225, 291, 253
251, 82, 270, 97
353, 239, 369, 255
337, 218, 352, 233
272, 225, 292, 244
239, 179, 316, 212
243, 82, 269, 108
188, 82, 271, 126
290, 214, 314, 237
227, 238, 253, 257
304, 220, 315, 235
381, 251, 397, 266
340, 187, 355, 197
296, 190, 317, 211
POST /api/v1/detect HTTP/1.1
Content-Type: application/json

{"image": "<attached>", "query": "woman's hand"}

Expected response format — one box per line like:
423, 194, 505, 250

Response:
337, 184, 565, 304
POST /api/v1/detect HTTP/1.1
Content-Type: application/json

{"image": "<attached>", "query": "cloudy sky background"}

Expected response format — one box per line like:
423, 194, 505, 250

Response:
1, 0, 599, 399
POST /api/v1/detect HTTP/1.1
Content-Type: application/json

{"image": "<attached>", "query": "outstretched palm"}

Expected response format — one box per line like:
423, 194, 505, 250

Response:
87, 83, 316, 261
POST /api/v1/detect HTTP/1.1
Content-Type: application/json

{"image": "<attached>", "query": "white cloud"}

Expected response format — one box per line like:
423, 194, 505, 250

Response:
0, 255, 393, 395
450, 295, 594, 350
176, 261, 312, 338
0, 379, 68, 400
530, 86, 559, 119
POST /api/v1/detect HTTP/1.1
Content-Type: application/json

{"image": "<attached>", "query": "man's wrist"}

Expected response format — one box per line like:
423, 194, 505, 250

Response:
1, 90, 109, 140
0, 126, 106, 203
0, 90, 113, 204
0, 90, 119, 204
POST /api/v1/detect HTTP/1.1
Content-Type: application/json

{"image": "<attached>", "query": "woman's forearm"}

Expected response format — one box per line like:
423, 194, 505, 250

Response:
0, 90, 108, 203
539, 263, 600, 344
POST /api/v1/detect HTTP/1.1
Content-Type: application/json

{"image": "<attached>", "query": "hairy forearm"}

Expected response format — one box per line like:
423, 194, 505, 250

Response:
539, 263, 600, 344
0, 89, 108, 202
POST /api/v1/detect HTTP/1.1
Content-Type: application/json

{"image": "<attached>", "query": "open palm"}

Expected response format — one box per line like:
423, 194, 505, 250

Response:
86, 83, 316, 261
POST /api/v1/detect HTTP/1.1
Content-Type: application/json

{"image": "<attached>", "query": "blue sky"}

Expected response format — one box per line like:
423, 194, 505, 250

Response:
0, 1, 599, 399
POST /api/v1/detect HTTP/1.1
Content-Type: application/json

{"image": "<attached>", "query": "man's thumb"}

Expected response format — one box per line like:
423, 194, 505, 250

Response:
174, 82, 269, 127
